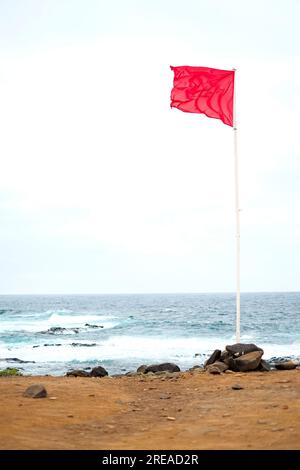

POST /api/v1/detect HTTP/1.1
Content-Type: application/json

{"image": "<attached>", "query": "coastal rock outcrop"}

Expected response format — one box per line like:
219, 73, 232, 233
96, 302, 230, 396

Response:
204, 343, 267, 373
90, 366, 108, 377
23, 384, 47, 398
143, 363, 180, 374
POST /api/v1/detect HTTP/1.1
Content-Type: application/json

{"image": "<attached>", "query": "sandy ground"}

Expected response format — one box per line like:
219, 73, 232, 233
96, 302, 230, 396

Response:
0, 369, 299, 450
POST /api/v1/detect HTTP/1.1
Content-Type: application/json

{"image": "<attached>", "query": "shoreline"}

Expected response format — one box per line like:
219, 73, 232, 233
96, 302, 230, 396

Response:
1, 369, 299, 450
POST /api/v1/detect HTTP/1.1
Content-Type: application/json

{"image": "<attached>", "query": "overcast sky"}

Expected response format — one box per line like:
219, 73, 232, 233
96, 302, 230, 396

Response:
0, 0, 300, 294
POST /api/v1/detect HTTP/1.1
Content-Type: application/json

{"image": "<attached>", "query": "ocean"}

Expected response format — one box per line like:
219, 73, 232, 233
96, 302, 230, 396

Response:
0, 293, 299, 376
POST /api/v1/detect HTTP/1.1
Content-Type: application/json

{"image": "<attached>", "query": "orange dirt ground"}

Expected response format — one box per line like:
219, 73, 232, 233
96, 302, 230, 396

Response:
0, 370, 299, 450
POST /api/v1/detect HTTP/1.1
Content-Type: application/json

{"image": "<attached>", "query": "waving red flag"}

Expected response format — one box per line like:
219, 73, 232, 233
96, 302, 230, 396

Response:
170, 66, 235, 127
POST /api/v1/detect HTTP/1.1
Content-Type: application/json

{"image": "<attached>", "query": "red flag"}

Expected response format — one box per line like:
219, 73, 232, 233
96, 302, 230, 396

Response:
170, 66, 235, 127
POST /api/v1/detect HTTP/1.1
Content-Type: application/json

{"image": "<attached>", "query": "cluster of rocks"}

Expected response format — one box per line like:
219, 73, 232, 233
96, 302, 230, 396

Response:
203, 343, 299, 374
39, 324, 104, 335
66, 365, 108, 378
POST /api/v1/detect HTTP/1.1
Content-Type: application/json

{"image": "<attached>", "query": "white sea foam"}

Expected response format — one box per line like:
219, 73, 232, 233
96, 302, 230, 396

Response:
1, 334, 298, 367
0, 313, 118, 333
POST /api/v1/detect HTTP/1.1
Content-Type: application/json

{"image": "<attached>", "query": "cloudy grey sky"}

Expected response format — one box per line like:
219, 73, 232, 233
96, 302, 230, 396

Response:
0, 0, 300, 294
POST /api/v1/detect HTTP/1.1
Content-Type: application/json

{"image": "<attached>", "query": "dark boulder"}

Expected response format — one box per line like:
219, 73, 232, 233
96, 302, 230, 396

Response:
144, 363, 180, 374
275, 360, 298, 370
204, 349, 221, 368
90, 366, 108, 377
23, 384, 47, 398
226, 343, 264, 357
66, 370, 90, 377
136, 365, 148, 373
220, 350, 231, 365
231, 350, 263, 372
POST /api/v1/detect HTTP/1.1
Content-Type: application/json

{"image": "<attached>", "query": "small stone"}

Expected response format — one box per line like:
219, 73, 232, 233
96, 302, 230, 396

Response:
282, 405, 289, 409
23, 384, 47, 398
49, 397, 57, 400
160, 394, 171, 400
224, 369, 235, 374
167, 416, 176, 421
222, 413, 231, 417
257, 419, 269, 424
271, 427, 285, 432
232, 384, 244, 390
67, 414, 74, 418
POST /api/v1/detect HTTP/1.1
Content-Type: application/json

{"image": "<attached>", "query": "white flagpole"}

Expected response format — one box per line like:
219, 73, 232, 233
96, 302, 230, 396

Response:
233, 68, 240, 343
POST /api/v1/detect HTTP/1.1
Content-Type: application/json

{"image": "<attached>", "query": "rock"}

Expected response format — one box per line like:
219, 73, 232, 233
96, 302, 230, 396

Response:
40, 327, 66, 334
66, 370, 90, 377
137, 365, 148, 374
232, 384, 244, 390
220, 350, 231, 365
224, 369, 235, 374
259, 359, 271, 372
85, 323, 104, 329
275, 360, 298, 370
204, 349, 221, 368
23, 384, 47, 398
70, 343, 97, 347
144, 363, 180, 374
206, 361, 228, 374
3, 357, 35, 364
207, 366, 221, 375
160, 394, 171, 400
188, 366, 204, 373
226, 343, 264, 357
40, 327, 80, 335
231, 350, 264, 372
167, 416, 176, 421
90, 366, 108, 377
